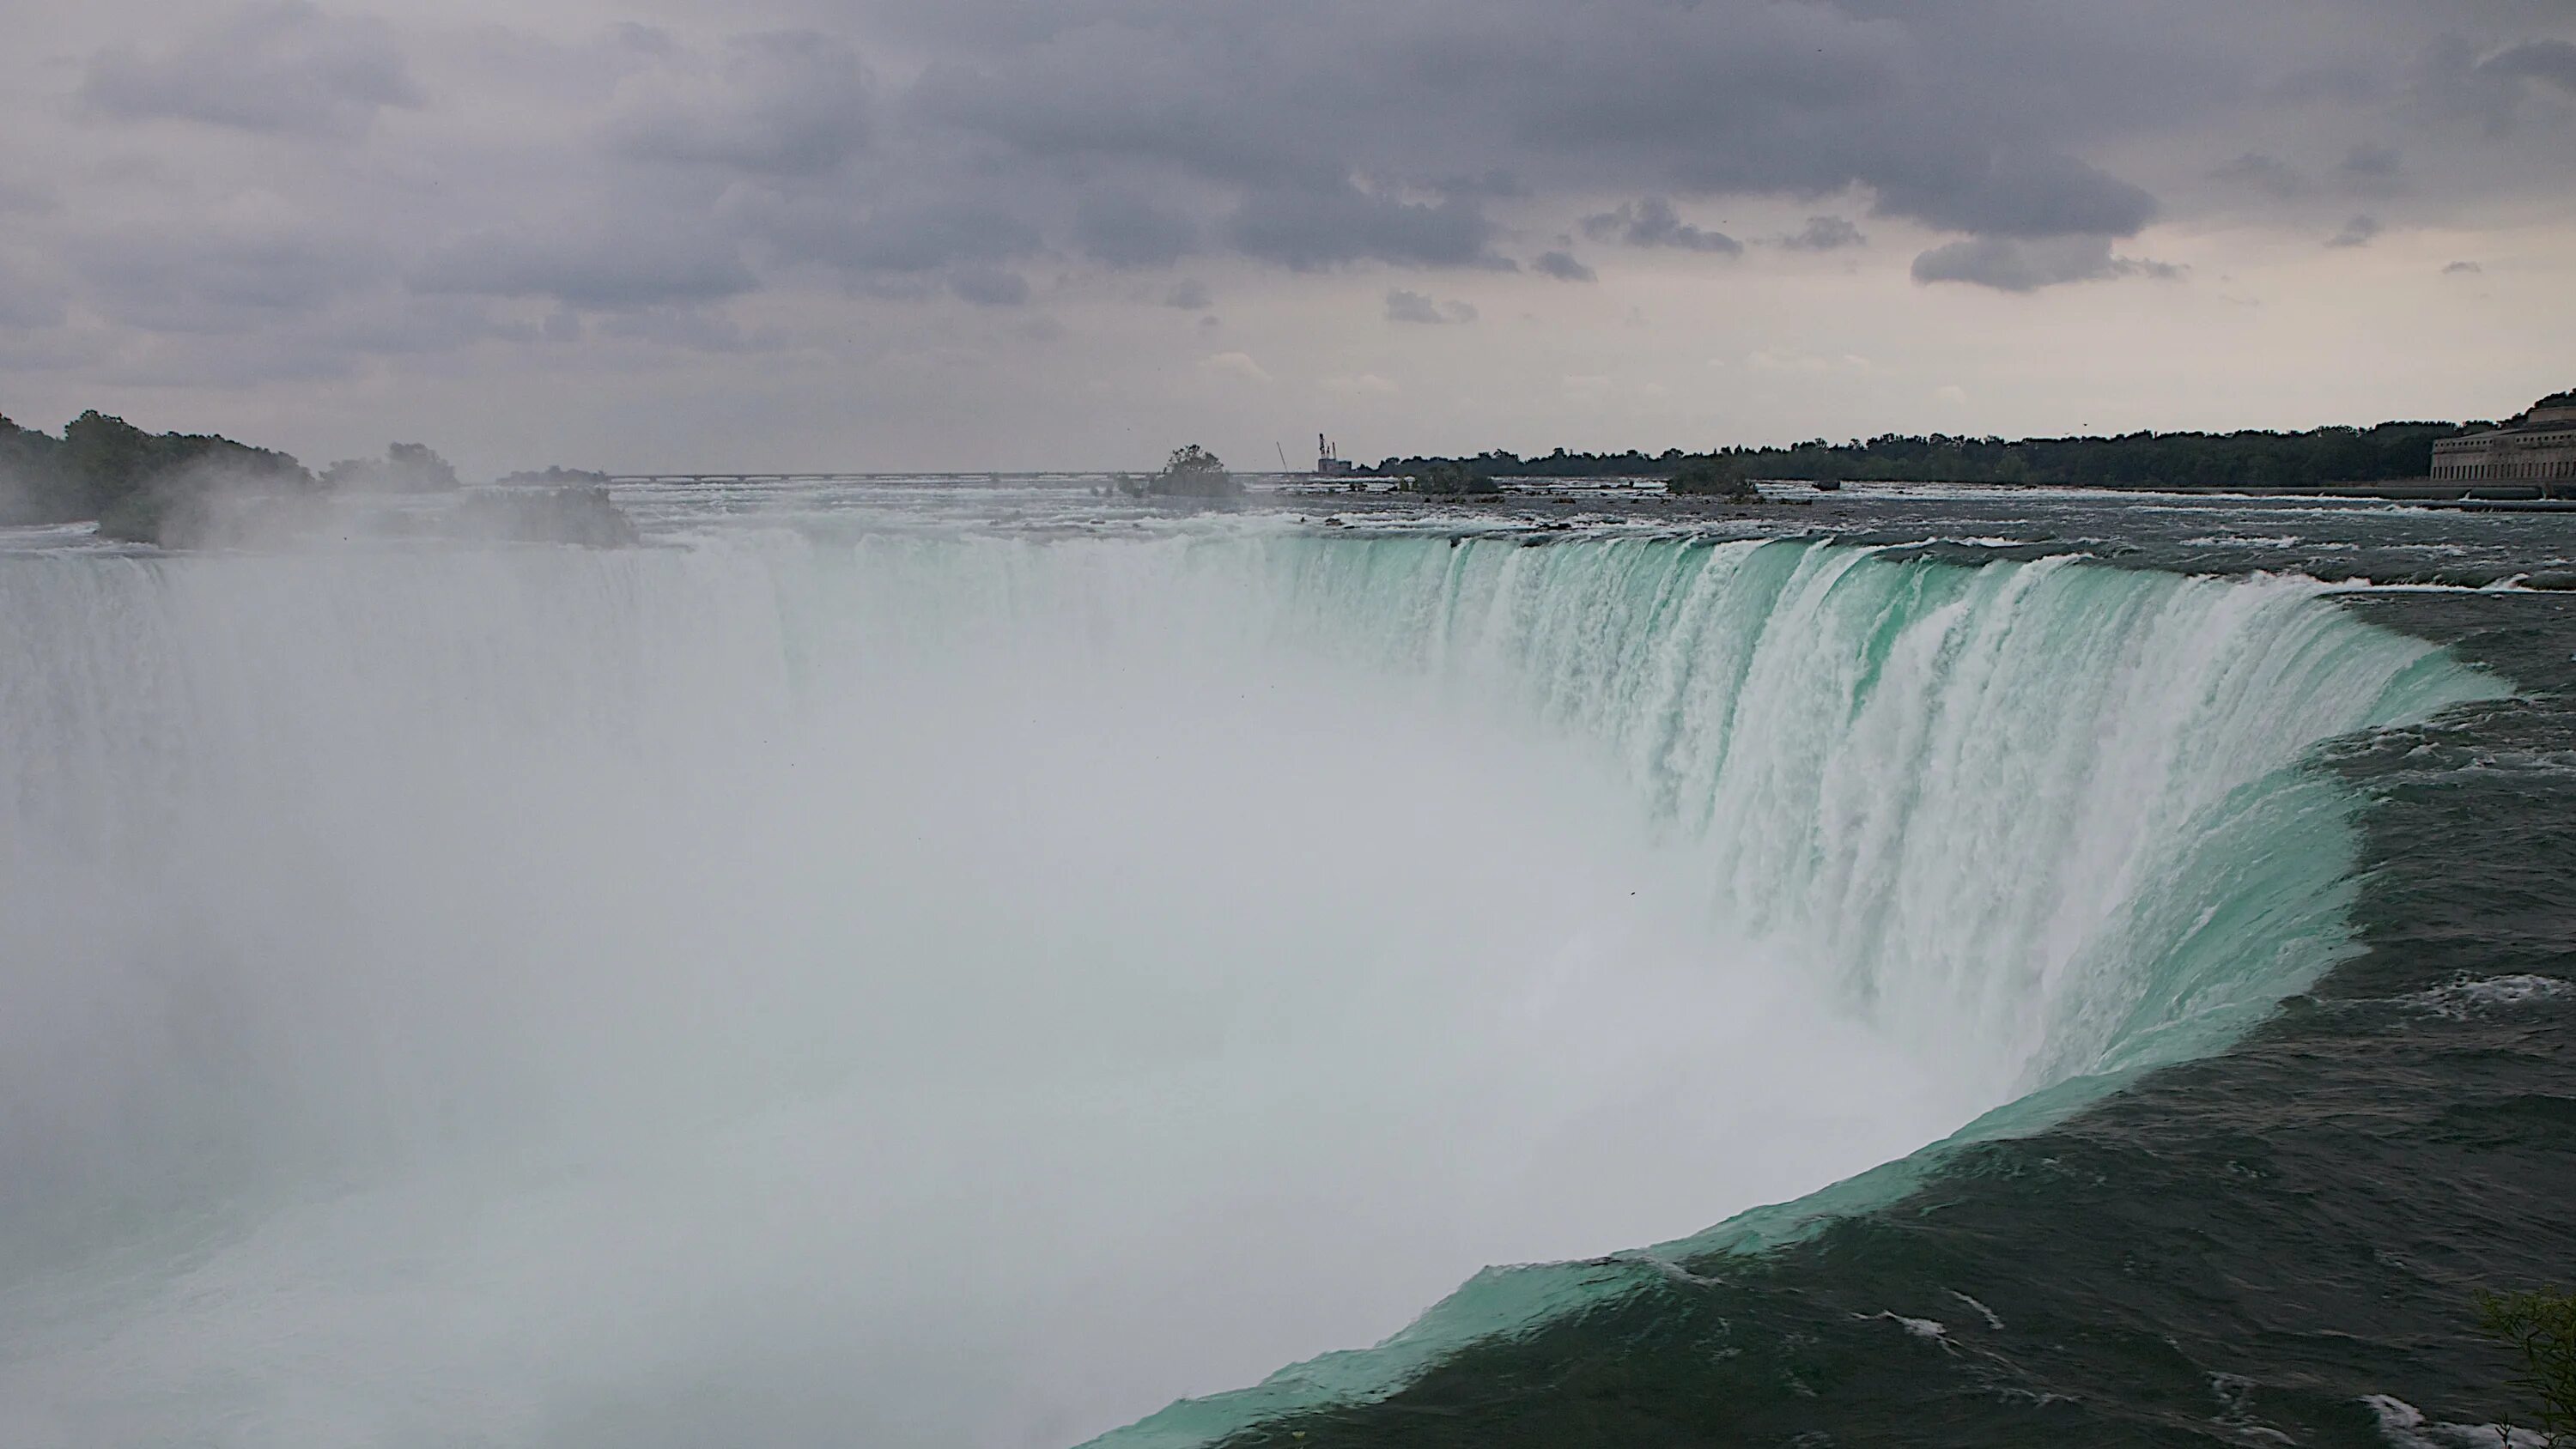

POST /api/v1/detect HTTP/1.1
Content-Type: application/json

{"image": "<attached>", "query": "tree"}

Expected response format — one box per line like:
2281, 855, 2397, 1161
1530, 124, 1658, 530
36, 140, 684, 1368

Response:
1149, 444, 1239, 498
68, 411, 313, 543
0, 413, 71, 524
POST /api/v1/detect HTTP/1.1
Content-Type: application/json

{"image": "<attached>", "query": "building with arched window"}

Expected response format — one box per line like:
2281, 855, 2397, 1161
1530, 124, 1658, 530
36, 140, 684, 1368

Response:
2431, 391, 2576, 493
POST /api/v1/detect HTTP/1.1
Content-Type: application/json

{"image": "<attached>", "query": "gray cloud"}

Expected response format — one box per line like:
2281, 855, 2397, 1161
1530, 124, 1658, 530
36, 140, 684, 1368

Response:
0, 256, 66, 329
79, 224, 380, 332
1433, 169, 1527, 199
1074, 191, 1200, 269
2443, 259, 2483, 275
948, 267, 1031, 306
56, 1, 2568, 333
2341, 142, 2402, 179
1872, 149, 2157, 239
0, 179, 55, 216
1780, 215, 1867, 252
1911, 235, 2180, 292
1162, 280, 1212, 310
607, 31, 872, 176
1532, 251, 1595, 282
2413, 34, 2532, 136
1385, 289, 1476, 324
738, 192, 1042, 276
307, 295, 513, 356
1230, 184, 1504, 271
2481, 39, 2576, 94
73, 291, 518, 388
96, 331, 372, 387
1454, 7, 2188, 239
598, 306, 787, 353
1581, 197, 1741, 255
411, 223, 756, 309
9, 0, 2576, 429
2211, 152, 2305, 200
902, 1, 2190, 260
79, 1, 419, 139
907, 32, 1321, 189
2325, 214, 2382, 248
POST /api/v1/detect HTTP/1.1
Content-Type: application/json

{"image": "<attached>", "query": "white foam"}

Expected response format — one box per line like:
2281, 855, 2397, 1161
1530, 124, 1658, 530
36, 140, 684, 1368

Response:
2364, 1393, 2549, 1448
2410, 974, 2573, 1019
1863, 1312, 1951, 1343
1949, 1291, 2005, 1330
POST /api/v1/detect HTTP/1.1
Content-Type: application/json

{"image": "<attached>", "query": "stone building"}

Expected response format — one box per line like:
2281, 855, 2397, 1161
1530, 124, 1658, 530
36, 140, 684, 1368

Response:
2431, 391, 2576, 490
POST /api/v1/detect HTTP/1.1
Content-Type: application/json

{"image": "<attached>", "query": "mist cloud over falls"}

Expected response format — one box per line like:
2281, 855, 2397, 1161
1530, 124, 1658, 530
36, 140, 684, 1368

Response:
0, 537, 1971, 1449
0, 530, 2500, 1449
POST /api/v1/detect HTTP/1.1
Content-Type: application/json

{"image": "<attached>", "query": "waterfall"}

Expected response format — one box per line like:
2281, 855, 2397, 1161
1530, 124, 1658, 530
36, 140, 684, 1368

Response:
0, 530, 2501, 1449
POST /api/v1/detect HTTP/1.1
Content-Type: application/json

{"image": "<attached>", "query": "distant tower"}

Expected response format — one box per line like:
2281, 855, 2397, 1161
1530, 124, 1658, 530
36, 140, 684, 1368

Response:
1316, 433, 1355, 476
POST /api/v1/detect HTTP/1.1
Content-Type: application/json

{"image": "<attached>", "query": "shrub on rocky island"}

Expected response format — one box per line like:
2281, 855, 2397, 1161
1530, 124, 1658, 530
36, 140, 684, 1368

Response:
322, 443, 460, 493
451, 487, 641, 548
496, 466, 614, 488
1406, 460, 1501, 496
1145, 444, 1240, 499
1667, 456, 1759, 501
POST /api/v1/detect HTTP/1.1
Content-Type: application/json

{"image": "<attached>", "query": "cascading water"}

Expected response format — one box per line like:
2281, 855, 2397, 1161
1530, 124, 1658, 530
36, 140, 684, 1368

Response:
0, 526, 2503, 1449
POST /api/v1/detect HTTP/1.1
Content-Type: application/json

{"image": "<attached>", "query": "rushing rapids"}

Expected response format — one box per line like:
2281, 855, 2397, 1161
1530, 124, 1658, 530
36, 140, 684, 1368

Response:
0, 525, 2505, 1449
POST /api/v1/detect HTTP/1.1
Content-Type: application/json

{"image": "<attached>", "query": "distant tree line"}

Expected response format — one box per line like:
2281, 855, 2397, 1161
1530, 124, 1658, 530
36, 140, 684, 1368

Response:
1364, 421, 2480, 490
0, 406, 628, 546
1366, 447, 1693, 481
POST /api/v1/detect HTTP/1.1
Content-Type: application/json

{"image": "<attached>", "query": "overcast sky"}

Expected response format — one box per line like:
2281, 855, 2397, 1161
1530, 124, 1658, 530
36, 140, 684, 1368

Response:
1, 0, 2572, 474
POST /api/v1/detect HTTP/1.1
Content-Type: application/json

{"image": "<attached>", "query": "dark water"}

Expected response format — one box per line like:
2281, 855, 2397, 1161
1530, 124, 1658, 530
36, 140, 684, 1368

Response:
1193, 488, 2576, 1449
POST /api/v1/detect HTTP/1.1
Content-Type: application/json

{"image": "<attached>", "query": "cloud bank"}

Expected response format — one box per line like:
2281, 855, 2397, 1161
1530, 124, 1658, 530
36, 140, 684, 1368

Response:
1, 0, 2572, 464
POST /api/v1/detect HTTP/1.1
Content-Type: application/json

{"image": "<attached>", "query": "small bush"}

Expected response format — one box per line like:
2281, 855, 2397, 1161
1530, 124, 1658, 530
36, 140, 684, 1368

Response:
2480, 1287, 2576, 1446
